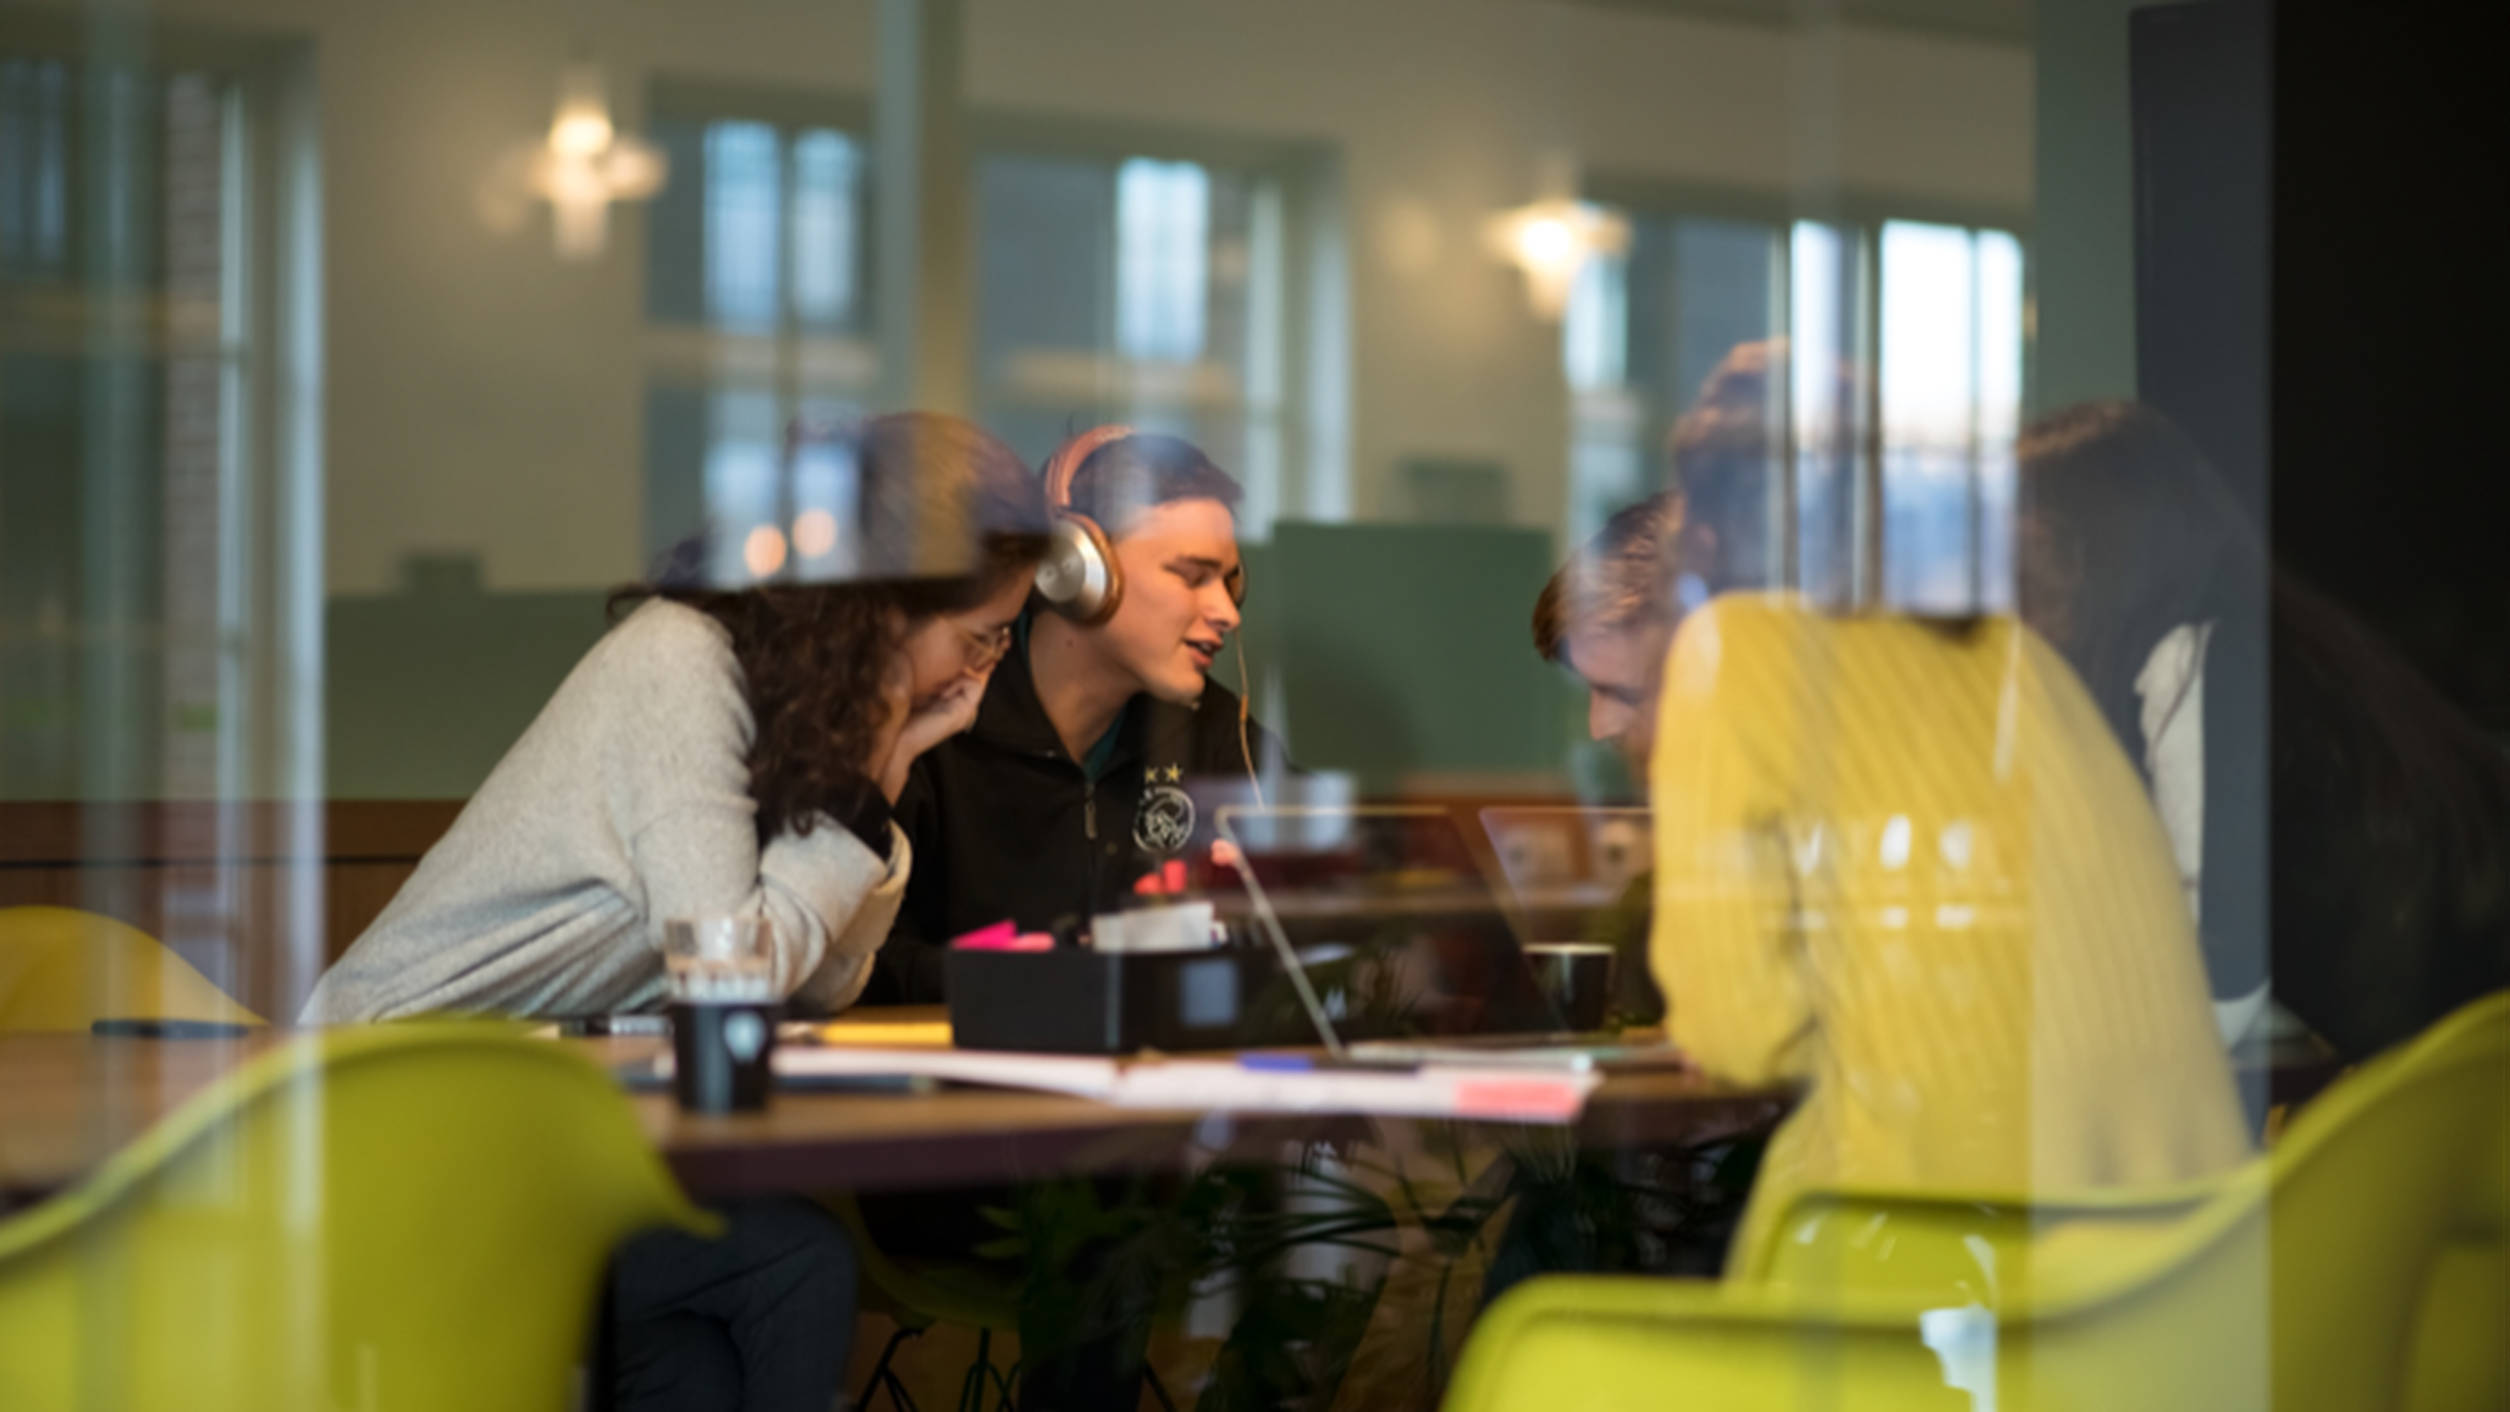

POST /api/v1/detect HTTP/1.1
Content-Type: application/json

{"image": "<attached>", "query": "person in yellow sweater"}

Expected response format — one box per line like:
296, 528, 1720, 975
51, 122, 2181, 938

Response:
1648, 592, 2251, 1263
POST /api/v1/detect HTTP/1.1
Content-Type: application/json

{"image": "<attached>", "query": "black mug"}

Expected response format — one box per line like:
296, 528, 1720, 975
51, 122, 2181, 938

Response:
670, 1001, 779, 1113
1526, 943, 1615, 1033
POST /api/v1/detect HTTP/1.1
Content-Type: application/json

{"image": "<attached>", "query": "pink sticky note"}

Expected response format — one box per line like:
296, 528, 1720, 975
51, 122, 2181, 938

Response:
948, 920, 1019, 950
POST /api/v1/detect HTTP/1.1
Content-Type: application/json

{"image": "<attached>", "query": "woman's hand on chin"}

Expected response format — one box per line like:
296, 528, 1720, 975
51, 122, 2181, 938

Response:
876, 672, 989, 804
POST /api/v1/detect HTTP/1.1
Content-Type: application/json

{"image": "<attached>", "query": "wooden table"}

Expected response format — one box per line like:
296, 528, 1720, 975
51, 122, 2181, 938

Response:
0, 1009, 1787, 1206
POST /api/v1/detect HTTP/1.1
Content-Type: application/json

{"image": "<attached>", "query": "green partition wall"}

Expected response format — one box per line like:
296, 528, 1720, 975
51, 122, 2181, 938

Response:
1250, 521, 1569, 797
322, 523, 1585, 802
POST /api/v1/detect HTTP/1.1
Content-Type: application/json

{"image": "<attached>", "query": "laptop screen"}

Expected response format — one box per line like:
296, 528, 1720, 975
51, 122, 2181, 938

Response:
1211, 804, 1566, 1046
1479, 805, 1653, 934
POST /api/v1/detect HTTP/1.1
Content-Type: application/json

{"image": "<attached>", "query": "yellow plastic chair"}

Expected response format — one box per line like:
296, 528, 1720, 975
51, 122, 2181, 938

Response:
1735, 1173, 2224, 1303
0, 1024, 714, 1411
0, 905, 265, 1031
1444, 990, 2509, 1412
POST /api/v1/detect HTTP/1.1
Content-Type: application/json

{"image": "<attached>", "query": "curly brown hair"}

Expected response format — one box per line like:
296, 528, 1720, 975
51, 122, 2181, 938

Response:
614, 412, 1049, 842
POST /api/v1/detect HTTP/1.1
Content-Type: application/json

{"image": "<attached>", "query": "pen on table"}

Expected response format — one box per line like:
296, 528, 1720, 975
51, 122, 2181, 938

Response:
1237, 1052, 1310, 1072
1237, 1052, 1418, 1074
559, 1014, 670, 1037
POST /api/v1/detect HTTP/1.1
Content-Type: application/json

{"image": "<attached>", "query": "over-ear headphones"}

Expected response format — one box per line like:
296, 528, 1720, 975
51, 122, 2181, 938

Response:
1034, 424, 1136, 625
1035, 425, 1254, 623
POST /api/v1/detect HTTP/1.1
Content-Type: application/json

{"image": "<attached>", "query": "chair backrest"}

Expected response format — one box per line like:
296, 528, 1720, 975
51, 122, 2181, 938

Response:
0, 905, 266, 1032
2019, 987, 2508, 1411
1769, 990, 2510, 1409
0, 1025, 712, 1411
2255, 989, 2507, 1412
1451, 991, 2508, 1411
1743, 1171, 2224, 1313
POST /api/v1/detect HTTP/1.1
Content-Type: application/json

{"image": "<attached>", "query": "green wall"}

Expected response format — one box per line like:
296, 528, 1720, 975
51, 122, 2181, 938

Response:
325, 586, 609, 799
1255, 521, 1569, 796
324, 522, 1582, 802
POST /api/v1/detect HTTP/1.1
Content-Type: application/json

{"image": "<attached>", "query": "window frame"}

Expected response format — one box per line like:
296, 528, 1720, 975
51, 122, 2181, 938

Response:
1571, 172, 2033, 609
637, 79, 1339, 550
0, 17, 320, 804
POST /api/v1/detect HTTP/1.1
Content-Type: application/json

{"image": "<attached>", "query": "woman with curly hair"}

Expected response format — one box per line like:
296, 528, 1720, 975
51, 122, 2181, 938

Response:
304, 410, 1049, 1025
300, 412, 1047, 1412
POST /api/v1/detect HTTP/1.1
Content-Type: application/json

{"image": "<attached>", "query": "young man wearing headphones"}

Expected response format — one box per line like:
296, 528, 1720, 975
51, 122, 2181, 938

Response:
877, 427, 1286, 1001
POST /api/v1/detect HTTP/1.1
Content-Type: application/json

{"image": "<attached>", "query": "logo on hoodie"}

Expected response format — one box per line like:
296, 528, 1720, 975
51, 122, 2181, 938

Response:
1134, 762, 1195, 855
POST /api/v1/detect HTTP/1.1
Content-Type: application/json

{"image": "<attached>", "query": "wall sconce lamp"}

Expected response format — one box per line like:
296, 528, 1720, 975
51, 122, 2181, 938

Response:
483, 56, 667, 259
530, 60, 665, 259
1486, 196, 1628, 321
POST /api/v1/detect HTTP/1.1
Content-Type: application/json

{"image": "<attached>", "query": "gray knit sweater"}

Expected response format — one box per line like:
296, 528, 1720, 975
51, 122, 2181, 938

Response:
301, 601, 908, 1023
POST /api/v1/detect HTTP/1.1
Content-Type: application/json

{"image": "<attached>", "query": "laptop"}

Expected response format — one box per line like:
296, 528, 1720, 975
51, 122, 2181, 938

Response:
1211, 804, 1662, 1072
1478, 805, 1653, 939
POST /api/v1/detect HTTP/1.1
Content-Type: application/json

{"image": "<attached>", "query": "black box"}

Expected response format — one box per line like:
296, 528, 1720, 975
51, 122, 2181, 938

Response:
945, 947, 1321, 1054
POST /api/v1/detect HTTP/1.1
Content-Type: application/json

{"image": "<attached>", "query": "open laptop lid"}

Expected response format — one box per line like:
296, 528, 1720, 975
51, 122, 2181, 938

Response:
1479, 806, 1653, 924
1213, 804, 1567, 1056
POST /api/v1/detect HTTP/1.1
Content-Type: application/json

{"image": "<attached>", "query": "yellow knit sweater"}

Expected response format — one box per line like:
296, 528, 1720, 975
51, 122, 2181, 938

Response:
1647, 596, 2250, 1259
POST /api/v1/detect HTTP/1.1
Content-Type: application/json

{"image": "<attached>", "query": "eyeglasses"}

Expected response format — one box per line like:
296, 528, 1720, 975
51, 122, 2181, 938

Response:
955, 621, 1014, 673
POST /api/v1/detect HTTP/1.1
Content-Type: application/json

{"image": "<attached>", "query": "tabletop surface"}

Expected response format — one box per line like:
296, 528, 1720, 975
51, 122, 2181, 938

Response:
0, 1007, 1790, 1202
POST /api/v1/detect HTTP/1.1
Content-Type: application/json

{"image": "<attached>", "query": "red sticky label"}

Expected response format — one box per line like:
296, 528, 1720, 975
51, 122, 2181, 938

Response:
1451, 1080, 1585, 1121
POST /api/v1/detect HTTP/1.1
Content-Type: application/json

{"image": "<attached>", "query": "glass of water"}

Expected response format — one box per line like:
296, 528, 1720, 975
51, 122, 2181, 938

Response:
663, 915, 775, 1004
663, 915, 779, 1112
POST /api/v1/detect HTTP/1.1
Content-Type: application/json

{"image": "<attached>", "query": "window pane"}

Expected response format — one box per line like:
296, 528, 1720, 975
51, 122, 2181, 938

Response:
1975, 229, 2025, 609
1115, 157, 1209, 363
787, 129, 861, 333
0, 62, 243, 801
1873, 220, 2027, 613
1879, 219, 1977, 612
0, 58, 74, 275
1790, 219, 1858, 602
975, 149, 1279, 530
977, 151, 1115, 373
788, 396, 862, 580
1563, 246, 1626, 393
1563, 238, 1639, 545
1563, 211, 1787, 553
1669, 218, 1779, 412
702, 388, 781, 585
703, 121, 781, 332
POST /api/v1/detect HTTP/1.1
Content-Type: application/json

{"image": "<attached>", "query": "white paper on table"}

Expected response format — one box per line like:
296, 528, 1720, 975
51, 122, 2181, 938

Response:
731, 1044, 1126, 1098
1107, 1060, 1599, 1124
705, 1045, 1599, 1123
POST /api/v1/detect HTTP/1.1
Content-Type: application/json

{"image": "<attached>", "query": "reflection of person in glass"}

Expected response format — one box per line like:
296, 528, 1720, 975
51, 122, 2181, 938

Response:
2016, 400, 2510, 1060
1647, 591, 2251, 1262
1658, 338, 1793, 594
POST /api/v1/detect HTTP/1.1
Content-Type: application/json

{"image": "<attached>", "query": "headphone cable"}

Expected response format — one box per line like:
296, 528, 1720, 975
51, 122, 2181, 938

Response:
1233, 631, 1265, 809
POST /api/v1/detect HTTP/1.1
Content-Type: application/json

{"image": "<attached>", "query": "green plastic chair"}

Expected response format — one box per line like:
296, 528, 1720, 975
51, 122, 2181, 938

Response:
0, 1024, 715, 1411
0, 905, 266, 1032
1444, 989, 2510, 1412
830, 1191, 1182, 1412
830, 1192, 1030, 1412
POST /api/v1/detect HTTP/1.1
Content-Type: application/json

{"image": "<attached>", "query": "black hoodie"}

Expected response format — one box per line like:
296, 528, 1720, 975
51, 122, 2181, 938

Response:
872, 629, 1287, 1002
